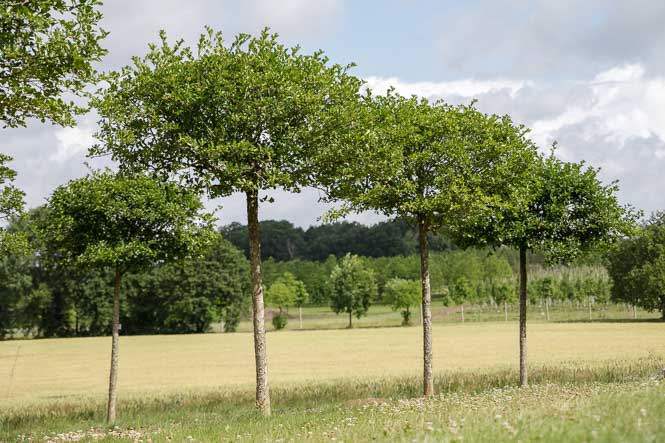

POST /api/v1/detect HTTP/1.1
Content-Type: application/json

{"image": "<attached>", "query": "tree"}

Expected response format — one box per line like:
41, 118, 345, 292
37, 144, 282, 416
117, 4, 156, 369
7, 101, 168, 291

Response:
318, 91, 538, 396
91, 28, 361, 415
384, 278, 420, 325
38, 171, 213, 423
329, 254, 376, 328
453, 151, 635, 386
124, 233, 250, 334
493, 280, 516, 321
606, 212, 665, 320
266, 272, 305, 330
1, 0, 107, 127
451, 276, 474, 322
293, 276, 309, 329
0, 154, 26, 253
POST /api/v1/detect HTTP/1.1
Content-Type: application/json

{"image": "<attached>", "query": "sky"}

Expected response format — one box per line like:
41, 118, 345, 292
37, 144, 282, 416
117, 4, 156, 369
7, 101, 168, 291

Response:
4, 0, 665, 227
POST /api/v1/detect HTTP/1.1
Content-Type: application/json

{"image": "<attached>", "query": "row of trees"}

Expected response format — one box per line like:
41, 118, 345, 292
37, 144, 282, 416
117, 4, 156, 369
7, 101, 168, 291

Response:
3, 2, 636, 422
265, 254, 614, 327
89, 29, 633, 414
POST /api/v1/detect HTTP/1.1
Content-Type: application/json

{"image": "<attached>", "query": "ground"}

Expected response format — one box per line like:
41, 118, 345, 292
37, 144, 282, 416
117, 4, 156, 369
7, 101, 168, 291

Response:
1, 317, 664, 441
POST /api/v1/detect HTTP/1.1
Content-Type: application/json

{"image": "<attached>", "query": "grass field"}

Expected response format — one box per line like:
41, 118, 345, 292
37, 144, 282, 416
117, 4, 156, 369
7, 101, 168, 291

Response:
230, 303, 662, 332
1, 321, 664, 441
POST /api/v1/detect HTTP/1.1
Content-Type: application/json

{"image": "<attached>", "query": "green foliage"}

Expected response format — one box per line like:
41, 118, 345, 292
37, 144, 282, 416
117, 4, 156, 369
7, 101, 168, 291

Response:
91, 27, 362, 197
0, 154, 26, 254
319, 91, 538, 235
329, 254, 377, 326
383, 278, 420, 325
271, 313, 288, 330
40, 171, 214, 274
266, 272, 308, 313
123, 233, 250, 334
455, 150, 637, 263
451, 276, 475, 305
492, 281, 517, 305
0, 0, 107, 127
606, 212, 665, 318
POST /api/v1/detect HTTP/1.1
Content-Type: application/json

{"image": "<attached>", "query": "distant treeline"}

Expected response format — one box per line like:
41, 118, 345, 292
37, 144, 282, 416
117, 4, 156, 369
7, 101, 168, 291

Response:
261, 249, 610, 307
221, 218, 454, 261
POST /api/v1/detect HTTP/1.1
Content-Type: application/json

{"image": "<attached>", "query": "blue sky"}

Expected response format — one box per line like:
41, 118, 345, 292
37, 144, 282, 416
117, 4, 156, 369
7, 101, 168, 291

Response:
4, 0, 665, 227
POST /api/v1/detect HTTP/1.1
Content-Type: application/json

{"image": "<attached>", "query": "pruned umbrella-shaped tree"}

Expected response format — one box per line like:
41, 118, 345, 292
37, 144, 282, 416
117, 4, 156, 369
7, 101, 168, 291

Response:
452, 150, 636, 386
91, 28, 362, 415
318, 91, 539, 396
38, 171, 214, 423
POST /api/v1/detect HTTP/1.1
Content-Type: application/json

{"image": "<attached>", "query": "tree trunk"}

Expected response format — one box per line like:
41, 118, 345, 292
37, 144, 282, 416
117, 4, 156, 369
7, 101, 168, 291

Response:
545, 297, 550, 321
246, 191, 270, 416
519, 246, 528, 387
418, 220, 433, 397
661, 298, 665, 321
348, 310, 352, 328
299, 306, 303, 329
633, 304, 637, 319
461, 304, 464, 323
106, 268, 121, 423
504, 301, 508, 322
588, 296, 592, 321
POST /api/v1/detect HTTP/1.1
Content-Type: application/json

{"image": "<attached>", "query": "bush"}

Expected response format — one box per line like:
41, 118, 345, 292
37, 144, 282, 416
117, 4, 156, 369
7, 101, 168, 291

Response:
272, 313, 288, 330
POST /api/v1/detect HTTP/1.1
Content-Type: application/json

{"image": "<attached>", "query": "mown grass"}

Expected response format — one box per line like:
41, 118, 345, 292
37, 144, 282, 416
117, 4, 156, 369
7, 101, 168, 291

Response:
230, 303, 661, 332
2, 358, 664, 442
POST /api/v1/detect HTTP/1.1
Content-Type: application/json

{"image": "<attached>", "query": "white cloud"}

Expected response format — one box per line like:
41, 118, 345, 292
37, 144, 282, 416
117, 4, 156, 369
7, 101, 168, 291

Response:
51, 126, 96, 162
362, 65, 665, 214
365, 76, 528, 100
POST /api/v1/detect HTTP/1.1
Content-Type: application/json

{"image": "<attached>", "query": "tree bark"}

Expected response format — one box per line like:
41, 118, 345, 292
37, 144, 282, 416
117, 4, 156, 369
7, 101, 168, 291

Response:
504, 301, 508, 322
588, 296, 592, 321
348, 310, 352, 328
418, 219, 433, 397
661, 298, 665, 321
633, 304, 637, 319
545, 297, 550, 321
246, 190, 270, 416
519, 246, 528, 387
299, 306, 303, 329
460, 304, 464, 323
106, 268, 121, 423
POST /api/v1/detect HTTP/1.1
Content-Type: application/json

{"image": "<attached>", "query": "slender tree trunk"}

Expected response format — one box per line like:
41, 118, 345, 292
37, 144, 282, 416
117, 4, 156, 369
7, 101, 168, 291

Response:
545, 297, 550, 321
246, 191, 270, 416
504, 301, 508, 322
461, 304, 465, 323
588, 296, 592, 321
519, 246, 528, 387
418, 220, 433, 397
661, 298, 665, 321
299, 306, 303, 329
107, 268, 121, 423
348, 310, 352, 328
633, 304, 637, 319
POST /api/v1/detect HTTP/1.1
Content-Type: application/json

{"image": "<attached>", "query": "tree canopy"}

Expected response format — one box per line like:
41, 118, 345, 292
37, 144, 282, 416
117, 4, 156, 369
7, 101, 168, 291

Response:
606, 212, 665, 319
1, 0, 107, 127
329, 254, 376, 328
